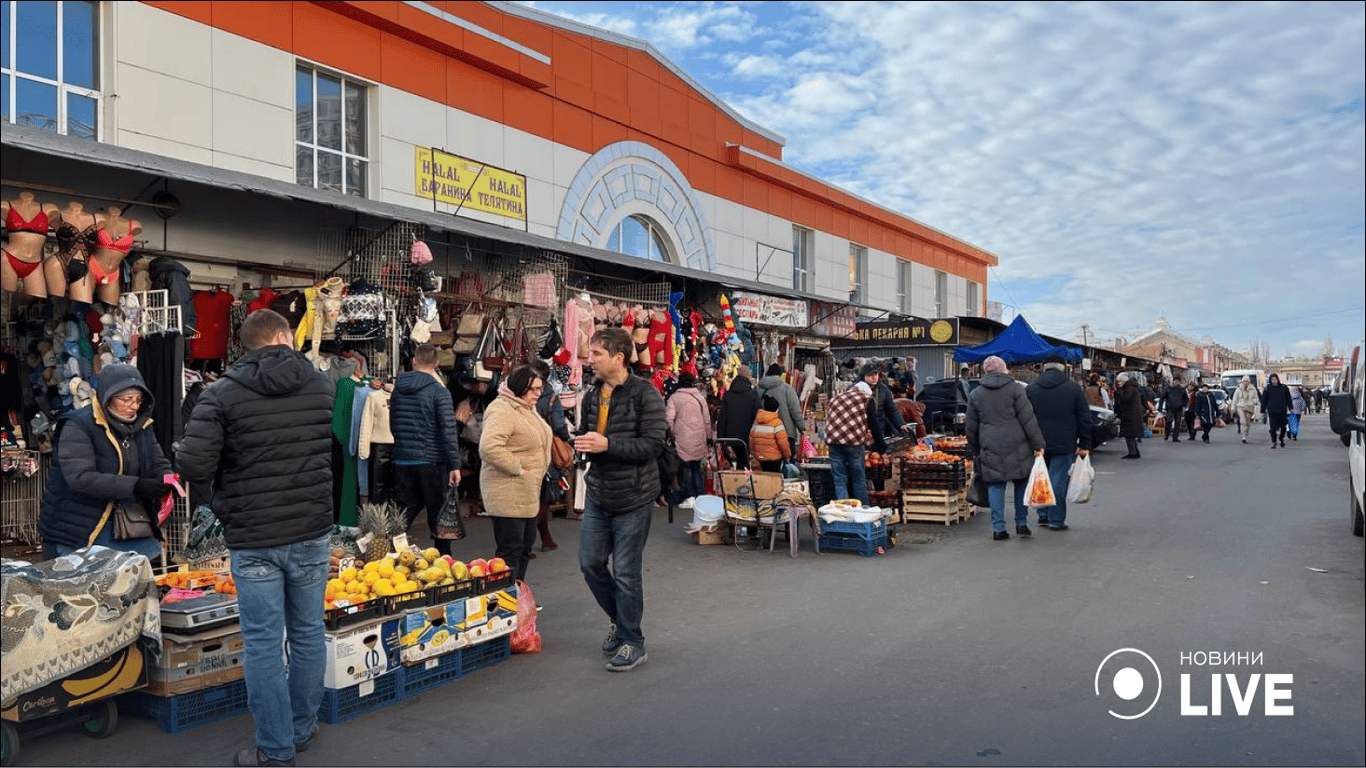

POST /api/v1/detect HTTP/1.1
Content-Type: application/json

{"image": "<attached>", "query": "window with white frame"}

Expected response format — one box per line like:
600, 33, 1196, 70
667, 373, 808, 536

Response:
934, 270, 948, 317
792, 226, 813, 292
1, 0, 100, 139
966, 281, 979, 317
296, 64, 369, 197
848, 243, 867, 304
897, 260, 913, 315
607, 214, 672, 263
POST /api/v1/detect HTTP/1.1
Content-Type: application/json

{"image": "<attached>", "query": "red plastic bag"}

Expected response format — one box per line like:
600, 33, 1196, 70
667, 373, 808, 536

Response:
510, 580, 541, 654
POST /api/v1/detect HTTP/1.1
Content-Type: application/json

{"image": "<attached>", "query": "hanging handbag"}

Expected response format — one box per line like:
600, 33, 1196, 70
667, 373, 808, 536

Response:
480, 316, 508, 373
550, 435, 575, 471
112, 502, 157, 541
453, 306, 487, 354
538, 319, 564, 360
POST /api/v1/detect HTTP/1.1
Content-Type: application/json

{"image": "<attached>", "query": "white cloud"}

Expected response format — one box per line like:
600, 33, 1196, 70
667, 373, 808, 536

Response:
522, 0, 1364, 358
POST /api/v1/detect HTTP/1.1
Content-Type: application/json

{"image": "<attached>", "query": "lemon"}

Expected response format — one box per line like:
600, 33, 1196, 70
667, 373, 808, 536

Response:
376, 562, 395, 579
339, 567, 359, 583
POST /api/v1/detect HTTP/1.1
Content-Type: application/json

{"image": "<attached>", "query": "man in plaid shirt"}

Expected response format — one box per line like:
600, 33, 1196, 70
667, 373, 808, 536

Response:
824, 371, 879, 504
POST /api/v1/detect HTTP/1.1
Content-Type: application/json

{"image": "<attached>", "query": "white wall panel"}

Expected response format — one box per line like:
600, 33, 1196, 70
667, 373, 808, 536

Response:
117, 3, 211, 87
211, 30, 292, 107
212, 91, 294, 167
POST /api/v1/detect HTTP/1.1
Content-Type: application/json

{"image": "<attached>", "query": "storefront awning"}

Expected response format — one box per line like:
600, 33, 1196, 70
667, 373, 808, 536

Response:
3, 124, 847, 310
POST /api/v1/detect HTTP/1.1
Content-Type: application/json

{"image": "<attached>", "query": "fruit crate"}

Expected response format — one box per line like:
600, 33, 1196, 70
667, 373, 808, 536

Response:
802, 463, 833, 507
817, 529, 888, 557
424, 579, 477, 607
897, 458, 967, 489
319, 670, 403, 724
129, 677, 250, 734
820, 518, 888, 540
460, 635, 511, 676
476, 571, 516, 595
324, 597, 386, 630
397, 646, 465, 698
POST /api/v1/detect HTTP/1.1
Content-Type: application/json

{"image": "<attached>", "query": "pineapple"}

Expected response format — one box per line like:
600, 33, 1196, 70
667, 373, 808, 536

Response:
358, 501, 404, 563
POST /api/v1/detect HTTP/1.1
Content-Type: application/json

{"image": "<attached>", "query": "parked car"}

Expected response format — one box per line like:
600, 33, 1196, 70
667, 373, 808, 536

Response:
916, 378, 973, 435
1328, 342, 1364, 538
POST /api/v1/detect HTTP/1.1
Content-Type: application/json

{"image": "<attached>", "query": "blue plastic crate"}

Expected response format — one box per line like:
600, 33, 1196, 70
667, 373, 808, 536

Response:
319, 671, 402, 724
820, 519, 887, 540
130, 678, 250, 734
460, 635, 511, 676
399, 650, 465, 697
819, 530, 888, 557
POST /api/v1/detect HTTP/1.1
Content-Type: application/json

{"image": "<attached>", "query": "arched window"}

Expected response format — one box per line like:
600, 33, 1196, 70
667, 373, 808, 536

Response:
606, 215, 672, 263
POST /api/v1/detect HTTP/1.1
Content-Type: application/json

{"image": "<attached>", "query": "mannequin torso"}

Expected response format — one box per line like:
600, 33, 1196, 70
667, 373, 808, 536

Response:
90, 206, 141, 302
2, 191, 52, 297
46, 201, 102, 300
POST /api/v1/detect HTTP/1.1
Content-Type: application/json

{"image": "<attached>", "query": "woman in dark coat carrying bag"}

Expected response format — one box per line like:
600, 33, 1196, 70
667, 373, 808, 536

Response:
1114, 373, 1147, 459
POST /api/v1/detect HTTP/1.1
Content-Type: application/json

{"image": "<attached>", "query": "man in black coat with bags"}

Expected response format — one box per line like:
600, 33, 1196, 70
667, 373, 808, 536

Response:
1024, 355, 1092, 531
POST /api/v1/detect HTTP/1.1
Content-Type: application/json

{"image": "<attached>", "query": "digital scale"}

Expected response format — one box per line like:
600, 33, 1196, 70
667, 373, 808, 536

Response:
158, 593, 239, 631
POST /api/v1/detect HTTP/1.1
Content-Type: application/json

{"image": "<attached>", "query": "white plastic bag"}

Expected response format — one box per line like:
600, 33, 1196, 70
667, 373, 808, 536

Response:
1025, 455, 1056, 507
1066, 454, 1094, 504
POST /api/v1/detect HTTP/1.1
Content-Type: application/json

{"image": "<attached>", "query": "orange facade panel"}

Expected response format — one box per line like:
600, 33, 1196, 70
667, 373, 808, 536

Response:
552, 100, 594, 150
212, 1, 293, 51
381, 33, 446, 104
451, 63, 504, 124
293, 2, 382, 82
505, 86, 555, 141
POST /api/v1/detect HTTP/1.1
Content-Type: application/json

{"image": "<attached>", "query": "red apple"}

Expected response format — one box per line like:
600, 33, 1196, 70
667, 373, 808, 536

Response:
489, 558, 509, 573
468, 564, 486, 578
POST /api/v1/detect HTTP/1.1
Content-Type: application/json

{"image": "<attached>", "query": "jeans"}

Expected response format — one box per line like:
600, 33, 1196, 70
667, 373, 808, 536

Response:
670, 459, 704, 505
1166, 409, 1183, 440
828, 444, 868, 504
230, 533, 329, 763
492, 516, 537, 582
579, 499, 652, 648
1036, 454, 1073, 526
987, 480, 1028, 532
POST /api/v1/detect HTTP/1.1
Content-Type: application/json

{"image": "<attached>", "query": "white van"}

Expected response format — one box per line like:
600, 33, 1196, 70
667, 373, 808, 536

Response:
1219, 368, 1267, 398
1327, 343, 1364, 538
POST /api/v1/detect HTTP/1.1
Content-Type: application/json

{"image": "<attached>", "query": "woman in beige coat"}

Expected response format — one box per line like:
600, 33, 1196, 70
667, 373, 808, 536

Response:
480, 365, 552, 581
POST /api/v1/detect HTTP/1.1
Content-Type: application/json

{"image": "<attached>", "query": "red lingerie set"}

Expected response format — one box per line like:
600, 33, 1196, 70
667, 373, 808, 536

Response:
90, 228, 135, 284
4, 205, 49, 279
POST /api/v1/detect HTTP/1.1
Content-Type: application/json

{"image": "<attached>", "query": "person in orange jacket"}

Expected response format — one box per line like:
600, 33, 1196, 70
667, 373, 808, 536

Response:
749, 395, 793, 473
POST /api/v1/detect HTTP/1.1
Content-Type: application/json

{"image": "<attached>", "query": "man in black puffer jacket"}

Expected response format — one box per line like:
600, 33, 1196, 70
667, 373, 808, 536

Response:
389, 343, 463, 556
1025, 355, 1092, 531
574, 328, 666, 673
178, 309, 334, 768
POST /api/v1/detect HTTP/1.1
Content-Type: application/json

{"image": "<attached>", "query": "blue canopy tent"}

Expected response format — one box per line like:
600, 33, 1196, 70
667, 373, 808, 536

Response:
953, 314, 1083, 364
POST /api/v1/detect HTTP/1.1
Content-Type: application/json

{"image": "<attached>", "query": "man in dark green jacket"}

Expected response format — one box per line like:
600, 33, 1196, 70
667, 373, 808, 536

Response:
574, 328, 667, 673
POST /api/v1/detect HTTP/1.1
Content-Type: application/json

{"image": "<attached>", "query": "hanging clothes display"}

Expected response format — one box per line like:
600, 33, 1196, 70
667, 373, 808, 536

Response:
189, 288, 234, 360
135, 330, 184, 459
331, 375, 361, 525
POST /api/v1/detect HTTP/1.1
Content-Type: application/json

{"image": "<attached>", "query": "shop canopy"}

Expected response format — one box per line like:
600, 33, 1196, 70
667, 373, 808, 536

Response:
953, 314, 1082, 364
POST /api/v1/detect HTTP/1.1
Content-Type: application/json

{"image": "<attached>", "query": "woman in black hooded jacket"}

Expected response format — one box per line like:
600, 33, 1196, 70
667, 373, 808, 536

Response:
717, 373, 760, 469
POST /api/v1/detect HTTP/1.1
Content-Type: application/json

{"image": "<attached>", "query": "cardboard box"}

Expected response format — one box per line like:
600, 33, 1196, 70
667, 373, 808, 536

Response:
690, 524, 725, 545
322, 617, 400, 689
1, 641, 148, 723
452, 587, 519, 648
397, 605, 463, 665
146, 625, 246, 695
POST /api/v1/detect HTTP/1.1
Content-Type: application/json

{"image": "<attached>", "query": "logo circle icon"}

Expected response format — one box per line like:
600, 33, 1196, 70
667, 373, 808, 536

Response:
1095, 648, 1162, 719
929, 320, 954, 343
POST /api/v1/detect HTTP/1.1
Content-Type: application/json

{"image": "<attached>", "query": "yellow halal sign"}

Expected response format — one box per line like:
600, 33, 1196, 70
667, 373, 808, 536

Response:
415, 148, 527, 221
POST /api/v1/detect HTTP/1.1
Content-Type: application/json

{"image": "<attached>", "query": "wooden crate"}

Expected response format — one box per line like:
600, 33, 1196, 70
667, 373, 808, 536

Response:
900, 488, 964, 525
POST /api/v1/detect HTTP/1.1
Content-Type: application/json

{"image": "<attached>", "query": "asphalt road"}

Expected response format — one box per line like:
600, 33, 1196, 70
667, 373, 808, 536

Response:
16, 415, 1365, 767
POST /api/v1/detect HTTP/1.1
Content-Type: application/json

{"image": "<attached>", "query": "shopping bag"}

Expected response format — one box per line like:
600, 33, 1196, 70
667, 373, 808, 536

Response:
1025, 456, 1056, 507
510, 580, 542, 654
965, 470, 989, 508
433, 485, 467, 540
1066, 454, 1094, 504
573, 465, 589, 512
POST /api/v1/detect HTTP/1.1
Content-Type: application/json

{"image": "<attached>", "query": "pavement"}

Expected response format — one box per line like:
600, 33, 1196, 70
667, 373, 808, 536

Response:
12, 414, 1365, 766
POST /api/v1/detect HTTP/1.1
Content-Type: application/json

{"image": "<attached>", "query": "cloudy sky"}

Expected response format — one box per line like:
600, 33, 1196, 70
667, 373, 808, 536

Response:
519, 0, 1364, 360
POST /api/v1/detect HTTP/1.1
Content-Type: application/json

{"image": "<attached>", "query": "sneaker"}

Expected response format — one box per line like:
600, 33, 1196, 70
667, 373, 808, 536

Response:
1271, 443, 1277, 449
1203, 436, 1209, 443
1015, 525, 1032, 538
295, 724, 319, 753
992, 530, 1010, 541
1242, 437, 1247, 444
606, 643, 648, 672
678, 497, 696, 510
234, 749, 294, 767
1036, 519, 1050, 528
601, 624, 622, 657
